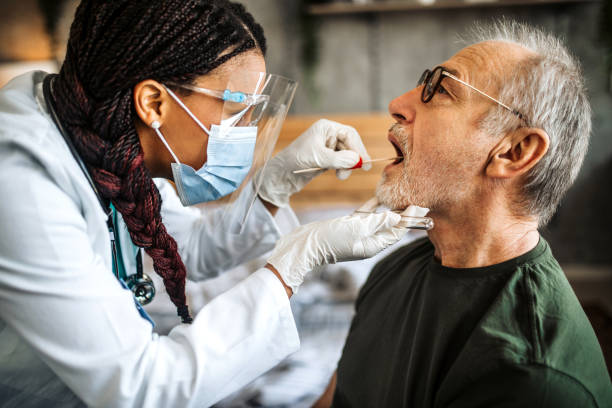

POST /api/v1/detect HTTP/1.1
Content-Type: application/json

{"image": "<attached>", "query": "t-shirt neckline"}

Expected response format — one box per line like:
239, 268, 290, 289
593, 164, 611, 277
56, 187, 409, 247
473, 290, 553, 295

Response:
428, 237, 548, 278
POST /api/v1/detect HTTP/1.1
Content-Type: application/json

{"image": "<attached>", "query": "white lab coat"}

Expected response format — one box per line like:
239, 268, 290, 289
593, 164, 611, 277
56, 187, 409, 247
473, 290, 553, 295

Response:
0, 72, 300, 408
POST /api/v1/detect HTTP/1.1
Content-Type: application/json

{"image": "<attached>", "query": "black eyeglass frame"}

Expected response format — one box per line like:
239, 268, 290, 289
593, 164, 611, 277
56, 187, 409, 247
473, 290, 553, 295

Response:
417, 66, 527, 124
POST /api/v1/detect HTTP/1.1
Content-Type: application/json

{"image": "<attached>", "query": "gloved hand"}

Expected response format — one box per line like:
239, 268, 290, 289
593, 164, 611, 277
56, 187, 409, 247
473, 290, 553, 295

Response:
256, 119, 371, 208
267, 211, 407, 293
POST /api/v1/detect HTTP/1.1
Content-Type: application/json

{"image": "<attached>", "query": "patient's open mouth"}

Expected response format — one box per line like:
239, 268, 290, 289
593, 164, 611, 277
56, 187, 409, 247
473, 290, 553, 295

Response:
390, 138, 404, 164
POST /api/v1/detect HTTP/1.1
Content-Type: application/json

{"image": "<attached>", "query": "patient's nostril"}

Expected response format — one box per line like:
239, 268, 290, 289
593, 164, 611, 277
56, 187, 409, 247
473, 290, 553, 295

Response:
392, 113, 406, 121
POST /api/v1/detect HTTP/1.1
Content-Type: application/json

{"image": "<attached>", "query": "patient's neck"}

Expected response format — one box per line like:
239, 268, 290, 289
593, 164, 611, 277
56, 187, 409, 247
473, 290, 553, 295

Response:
426, 196, 540, 269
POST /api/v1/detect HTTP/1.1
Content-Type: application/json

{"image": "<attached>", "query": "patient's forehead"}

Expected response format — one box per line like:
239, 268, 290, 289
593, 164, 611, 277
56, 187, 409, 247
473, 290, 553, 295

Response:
441, 41, 533, 96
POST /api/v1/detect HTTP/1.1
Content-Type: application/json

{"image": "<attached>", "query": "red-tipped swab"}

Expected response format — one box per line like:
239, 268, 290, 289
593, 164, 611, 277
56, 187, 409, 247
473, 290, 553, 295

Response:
350, 157, 363, 169
292, 157, 401, 174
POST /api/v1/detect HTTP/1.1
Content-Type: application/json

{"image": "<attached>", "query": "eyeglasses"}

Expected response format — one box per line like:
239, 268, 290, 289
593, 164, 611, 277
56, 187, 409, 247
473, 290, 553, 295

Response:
417, 66, 527, 123
166, 82, 269, 105
165, 82, 270, 127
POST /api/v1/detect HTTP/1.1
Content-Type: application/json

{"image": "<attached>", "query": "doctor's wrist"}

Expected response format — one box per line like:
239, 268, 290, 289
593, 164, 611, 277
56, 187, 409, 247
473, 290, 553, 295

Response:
265, 263, 293, 298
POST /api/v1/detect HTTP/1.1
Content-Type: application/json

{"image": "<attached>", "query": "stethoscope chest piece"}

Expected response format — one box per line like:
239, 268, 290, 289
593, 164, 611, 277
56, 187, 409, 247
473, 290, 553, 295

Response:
126, 273, 156, 305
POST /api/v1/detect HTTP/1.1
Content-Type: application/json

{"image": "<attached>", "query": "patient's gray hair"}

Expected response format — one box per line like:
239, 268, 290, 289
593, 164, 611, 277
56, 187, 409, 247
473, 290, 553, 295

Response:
467, 20, 591, 226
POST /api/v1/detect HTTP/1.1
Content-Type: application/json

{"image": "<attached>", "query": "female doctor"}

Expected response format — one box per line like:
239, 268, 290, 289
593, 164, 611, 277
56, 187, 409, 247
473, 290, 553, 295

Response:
0, 1, 406, 407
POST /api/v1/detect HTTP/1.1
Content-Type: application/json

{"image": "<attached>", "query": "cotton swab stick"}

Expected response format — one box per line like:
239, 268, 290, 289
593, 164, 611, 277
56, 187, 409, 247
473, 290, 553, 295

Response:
292, 157, 401, 174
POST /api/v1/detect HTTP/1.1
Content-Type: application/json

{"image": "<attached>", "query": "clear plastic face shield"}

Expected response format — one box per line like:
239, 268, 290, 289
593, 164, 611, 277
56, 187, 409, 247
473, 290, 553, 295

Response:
166, 71, 297, 234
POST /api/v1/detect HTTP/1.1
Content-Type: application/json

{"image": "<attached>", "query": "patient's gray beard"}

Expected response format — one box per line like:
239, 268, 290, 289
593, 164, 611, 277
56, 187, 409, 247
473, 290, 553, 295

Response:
375, 125, 457, 210
376, 152, 413, 209
376, 150, 461, 211
376, 124, 418, 209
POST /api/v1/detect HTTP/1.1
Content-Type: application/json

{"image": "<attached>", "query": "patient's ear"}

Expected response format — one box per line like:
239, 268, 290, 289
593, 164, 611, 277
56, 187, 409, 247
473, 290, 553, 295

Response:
486, 127, 550, 180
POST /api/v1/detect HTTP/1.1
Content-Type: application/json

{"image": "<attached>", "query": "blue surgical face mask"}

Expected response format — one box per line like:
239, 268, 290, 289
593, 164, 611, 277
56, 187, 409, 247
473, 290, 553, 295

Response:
152, 87, 258, 206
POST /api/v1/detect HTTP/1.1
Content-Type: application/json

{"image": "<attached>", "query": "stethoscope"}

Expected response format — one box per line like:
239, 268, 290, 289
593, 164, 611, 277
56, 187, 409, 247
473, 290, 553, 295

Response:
42, 74, 156, 307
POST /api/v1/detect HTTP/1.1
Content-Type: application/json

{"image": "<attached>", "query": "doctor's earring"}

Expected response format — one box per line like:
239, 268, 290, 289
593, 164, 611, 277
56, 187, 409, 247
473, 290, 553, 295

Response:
151, 120, 161, 129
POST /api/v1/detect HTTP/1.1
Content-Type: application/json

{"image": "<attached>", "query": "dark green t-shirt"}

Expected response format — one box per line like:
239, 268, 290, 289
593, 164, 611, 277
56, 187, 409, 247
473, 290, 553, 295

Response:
333, 238, 612, 407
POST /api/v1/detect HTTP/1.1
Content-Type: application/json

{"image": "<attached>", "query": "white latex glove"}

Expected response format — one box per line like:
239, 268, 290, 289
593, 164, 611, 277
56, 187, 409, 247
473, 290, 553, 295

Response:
256, 119, 372, 208
267, 211, 407, 293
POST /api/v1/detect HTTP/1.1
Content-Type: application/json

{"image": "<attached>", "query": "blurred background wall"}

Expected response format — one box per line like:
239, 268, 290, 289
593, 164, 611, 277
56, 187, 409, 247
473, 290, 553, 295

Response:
0, 0, 75, 85
0, 0, 610, 266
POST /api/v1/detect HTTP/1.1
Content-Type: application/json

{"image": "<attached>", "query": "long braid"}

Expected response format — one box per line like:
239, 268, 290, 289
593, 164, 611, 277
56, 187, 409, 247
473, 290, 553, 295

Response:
50, 0, 266, 323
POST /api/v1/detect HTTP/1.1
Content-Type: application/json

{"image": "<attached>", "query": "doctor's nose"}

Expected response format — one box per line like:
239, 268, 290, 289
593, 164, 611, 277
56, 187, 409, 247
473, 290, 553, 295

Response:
388, 87, 419, 125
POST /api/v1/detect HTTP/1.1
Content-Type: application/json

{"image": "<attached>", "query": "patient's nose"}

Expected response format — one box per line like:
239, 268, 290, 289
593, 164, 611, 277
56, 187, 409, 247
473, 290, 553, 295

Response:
388, 87, 419, 124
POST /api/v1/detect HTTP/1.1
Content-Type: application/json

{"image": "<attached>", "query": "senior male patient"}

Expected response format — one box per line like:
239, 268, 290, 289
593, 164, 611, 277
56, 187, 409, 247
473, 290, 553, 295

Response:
315, 21, 612, 408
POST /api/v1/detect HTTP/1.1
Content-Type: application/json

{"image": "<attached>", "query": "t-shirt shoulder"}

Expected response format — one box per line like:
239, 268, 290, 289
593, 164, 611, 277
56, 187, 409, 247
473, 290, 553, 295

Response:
441, 362, 603, 407
449, 249, 612, 406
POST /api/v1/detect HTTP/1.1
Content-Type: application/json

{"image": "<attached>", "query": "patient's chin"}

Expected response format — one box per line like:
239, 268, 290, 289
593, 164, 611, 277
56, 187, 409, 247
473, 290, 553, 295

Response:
375, 178, 413, 210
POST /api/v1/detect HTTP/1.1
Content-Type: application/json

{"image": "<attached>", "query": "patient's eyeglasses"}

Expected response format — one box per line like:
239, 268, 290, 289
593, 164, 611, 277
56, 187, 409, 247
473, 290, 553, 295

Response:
417, 66, 527, 124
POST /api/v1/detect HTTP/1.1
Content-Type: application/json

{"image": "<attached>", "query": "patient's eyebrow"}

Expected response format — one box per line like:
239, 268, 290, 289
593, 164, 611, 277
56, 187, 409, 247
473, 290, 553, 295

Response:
441, 77, 465, 99
441, 67, 468, 99
442, 67, 460, 77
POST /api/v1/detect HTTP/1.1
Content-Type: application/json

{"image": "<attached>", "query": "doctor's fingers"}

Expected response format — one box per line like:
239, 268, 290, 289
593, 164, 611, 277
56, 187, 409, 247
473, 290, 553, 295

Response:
327, 125, 372, 170
327, 125, 371, 180
347, 211, 403, 235
313, 149, 361, 180
351, 225, 408, 258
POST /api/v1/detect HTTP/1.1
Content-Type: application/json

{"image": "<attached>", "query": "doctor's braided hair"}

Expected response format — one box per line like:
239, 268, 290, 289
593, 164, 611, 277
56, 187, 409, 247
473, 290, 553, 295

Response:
50, 0, 266, 323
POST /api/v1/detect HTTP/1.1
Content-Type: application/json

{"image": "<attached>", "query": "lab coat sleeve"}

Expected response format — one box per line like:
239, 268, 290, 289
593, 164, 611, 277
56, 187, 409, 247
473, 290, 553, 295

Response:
155, 179, 300, 281
0, 147, 300, 407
